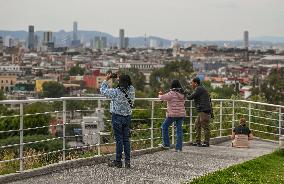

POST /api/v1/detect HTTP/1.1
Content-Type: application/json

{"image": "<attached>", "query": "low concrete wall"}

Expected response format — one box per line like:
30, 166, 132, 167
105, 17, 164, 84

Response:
0, 136, 230, 183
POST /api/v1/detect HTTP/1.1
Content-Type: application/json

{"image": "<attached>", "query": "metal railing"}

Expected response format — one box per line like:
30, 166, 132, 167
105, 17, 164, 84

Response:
0, 97, 283, 175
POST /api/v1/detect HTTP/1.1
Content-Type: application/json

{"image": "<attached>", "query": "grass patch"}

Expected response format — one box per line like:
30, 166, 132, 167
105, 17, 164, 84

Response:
189, 149, 284, 184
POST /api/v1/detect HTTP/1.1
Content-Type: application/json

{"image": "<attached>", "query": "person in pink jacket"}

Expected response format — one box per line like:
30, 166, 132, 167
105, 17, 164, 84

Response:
159, 80, 186, 151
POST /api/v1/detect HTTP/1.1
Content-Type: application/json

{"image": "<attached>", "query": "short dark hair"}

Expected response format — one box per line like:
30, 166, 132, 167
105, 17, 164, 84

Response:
192, 77, 201, 85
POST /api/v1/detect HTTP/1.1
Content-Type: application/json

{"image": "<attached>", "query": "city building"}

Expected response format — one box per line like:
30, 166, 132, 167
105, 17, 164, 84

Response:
244, 30, 249, 49
101, 36, 107, 48
119, 29, 125, 49
93, 36, 107, 49
73, 21, 78, 41
43, 31, 54, 50
0, 72, 17, 92
28, 25, 35, 50
71, 21, 80, 47
94, 37, 101, 49
124, 37, 129, 49
0, 36, 3, 55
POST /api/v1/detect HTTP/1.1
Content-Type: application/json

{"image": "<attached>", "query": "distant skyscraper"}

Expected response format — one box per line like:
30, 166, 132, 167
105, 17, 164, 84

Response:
124, 37, 129, 49
71, 21, 80, 47
119, 29, 125, 49
73, 21, 78, 41
244, 30, 249, 49
43, 31, 54, 50
94, 36, 101, 49
8, 38, 13, 47
101, 36, 107, 48
43, 31, 53, 43
0, 36, 3, 54
28, 25, 35, 50
34, 35, 38, 48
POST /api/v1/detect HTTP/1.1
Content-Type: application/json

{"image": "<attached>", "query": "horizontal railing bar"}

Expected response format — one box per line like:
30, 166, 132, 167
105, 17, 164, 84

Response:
0, 129, 20, 134
250, 108, 279, 114
23, 137, 63, 146
131, 138, 152, 142
250, 122, 279, 129
22, 123, 63, 131
0, 157, 20, 163
251, 129, 279, 136
236, 100, 284, 108
22, 149, 62, 160
249, 115, 278, 121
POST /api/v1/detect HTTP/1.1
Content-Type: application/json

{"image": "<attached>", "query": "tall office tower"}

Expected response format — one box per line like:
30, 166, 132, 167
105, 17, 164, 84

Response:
94, 36, 101, 49
8, 38, 13, 47
43, 31, 53, 43
244, 30, 249, 49
43, 31, 54, 50
119, 29, 125, 49
28, 25, 35, 50
124, 37, 129, 49
73, 21, 78, 41
0, 36, 3, 54
34, 35, 38, 49
101, 36, 107, 48
71, 21, 80, 47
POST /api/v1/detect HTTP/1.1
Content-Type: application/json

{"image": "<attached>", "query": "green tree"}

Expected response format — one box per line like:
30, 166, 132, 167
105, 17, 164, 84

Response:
68, 64, 85, 76
121, 68, 146, 91
42, 81, 65, 98
149, 59, 194, 95
252, 68, 284, 105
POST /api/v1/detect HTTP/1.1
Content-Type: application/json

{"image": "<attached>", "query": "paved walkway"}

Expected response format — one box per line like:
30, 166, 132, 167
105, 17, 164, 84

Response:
11, 140, 278, 184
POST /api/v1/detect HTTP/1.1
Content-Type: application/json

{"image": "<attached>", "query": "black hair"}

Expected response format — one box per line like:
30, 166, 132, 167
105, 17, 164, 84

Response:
170, 79, 185, 94
192, 77, 201, 85
118, 74, 132, 90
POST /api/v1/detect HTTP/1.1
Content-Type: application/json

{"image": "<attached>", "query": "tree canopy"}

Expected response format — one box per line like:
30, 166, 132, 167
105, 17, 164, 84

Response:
252, 68, 284, 105
42, 81, 65, 98
149, 59, 194, 95
68, 64, 85, 76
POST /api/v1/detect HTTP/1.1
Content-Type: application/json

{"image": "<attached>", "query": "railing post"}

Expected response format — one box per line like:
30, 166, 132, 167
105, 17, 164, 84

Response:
232, 100, 235, 131
97, 132, 101, 156
279, 107, 282, 138
219, 101, 223, 137
62, 100, 66, 162
150, 100, 154, 148
248, 103, 251, 129
190, 100, 193, 142
98, 99, 101, 109
19, 103, 24, 172
171, 125, 175, 145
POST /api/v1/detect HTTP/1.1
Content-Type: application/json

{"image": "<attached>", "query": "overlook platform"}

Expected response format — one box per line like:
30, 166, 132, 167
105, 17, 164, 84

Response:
10, 139, 278, 184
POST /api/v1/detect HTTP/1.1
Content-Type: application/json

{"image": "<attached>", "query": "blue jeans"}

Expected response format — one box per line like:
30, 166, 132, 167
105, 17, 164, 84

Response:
162, 117, 184, 150
112, 113, 131, 162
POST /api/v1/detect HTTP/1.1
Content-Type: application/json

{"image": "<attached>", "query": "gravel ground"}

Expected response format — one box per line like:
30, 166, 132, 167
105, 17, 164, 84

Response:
10, 140, 278, 184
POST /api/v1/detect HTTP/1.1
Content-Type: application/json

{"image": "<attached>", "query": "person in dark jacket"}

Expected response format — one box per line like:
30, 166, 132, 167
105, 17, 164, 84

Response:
187, 77, 212, 147
231, 118, 253, 148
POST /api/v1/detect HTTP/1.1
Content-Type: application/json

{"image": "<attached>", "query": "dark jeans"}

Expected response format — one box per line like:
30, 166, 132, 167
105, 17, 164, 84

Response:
162, 117, 185, 151
195, 112, 210, 144
112, 113, 131, 162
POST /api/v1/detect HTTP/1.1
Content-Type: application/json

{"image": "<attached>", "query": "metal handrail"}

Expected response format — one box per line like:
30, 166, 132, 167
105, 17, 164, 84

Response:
0, 97, 283, 174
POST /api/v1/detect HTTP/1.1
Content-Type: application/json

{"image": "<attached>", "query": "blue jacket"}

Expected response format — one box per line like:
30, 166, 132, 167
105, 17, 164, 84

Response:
100, 80, 135, 116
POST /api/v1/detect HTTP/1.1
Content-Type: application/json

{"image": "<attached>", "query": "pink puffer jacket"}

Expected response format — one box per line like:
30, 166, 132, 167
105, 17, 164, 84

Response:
159, 91, 186, 117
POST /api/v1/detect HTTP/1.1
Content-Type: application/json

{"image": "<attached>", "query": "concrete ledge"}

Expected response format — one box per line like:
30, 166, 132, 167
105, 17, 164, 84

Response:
0, 136, 229, 183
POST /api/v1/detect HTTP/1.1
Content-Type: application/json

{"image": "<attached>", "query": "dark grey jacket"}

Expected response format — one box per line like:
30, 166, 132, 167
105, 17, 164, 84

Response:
187, 86, 212, 113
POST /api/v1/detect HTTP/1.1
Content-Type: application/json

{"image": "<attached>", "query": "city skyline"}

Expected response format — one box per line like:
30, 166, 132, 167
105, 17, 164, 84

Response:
0, 0, 283, 41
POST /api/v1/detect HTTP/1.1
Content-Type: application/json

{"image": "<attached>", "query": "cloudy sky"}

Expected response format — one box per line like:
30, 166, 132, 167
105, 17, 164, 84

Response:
0, 0, 283, 40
